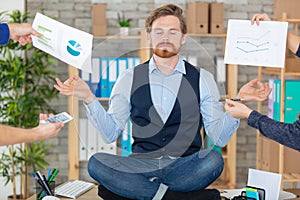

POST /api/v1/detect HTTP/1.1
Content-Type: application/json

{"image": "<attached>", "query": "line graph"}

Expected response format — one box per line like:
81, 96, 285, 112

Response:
224, 19, 288, 68
236, 41, 269, 53
237, 41, 269, 47
236, 30, 270, 53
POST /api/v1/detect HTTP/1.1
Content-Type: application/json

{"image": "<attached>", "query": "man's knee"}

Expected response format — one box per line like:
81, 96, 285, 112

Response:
87, 153, 106, 177
209, 150, 224, 173
195, 149, 224, 180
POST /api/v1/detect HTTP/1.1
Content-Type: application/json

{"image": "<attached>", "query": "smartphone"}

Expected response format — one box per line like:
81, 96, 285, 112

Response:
41, 112, 73, 124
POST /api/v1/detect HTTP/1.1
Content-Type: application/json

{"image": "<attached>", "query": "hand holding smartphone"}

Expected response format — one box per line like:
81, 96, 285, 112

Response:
41, 112, 73, 124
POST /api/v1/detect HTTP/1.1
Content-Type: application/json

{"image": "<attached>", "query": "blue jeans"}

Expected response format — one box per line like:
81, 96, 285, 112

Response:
88, 149, 223, 200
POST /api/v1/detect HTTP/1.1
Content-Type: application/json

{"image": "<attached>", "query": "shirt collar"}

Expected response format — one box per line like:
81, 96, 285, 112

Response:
149, 56, 186, 75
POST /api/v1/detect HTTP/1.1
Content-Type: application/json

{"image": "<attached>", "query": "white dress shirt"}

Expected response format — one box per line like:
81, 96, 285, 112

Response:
84, 56, 239, 147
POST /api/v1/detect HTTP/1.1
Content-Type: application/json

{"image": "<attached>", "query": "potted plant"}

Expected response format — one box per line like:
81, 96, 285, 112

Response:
117, 12, 132, 36
0, 10, 58, 199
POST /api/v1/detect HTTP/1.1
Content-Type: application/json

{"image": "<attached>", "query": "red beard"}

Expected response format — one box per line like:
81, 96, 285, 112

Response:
152, 42, 178, 58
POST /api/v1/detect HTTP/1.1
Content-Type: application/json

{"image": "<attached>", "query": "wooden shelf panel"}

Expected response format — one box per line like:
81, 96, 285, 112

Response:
279, 19, 300, 23
282, 173, 300, 183
94, 35, 141, 39
97, 97, 109, 101
94, 33, 226, 39
261, 68, 300, 76
187, 33, 226, 37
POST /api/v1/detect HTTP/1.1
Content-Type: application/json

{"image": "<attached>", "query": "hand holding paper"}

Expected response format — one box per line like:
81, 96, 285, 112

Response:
32, 13, 93, 73
224, 19, 288, 68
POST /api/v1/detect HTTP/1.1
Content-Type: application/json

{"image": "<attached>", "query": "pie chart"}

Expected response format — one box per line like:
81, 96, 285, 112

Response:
67, 40, 82, 56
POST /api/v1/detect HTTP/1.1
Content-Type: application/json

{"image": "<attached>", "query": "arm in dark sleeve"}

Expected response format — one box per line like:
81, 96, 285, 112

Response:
248, 110, 300, 151
0, 23, 10, 45
296, 43, 300, 58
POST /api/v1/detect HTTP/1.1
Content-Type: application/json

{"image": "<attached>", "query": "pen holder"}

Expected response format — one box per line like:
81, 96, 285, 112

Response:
35, 180, 55, 200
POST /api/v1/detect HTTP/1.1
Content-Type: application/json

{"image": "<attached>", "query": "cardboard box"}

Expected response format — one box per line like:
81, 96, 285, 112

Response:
284, 147, 300, 173
274, 0, 300, 19
260, 137, 279, 173
209, 2, 224, 34
195, 2, 209, 34
186, 2, 209, 34
285, 57, 300, 73
259, 137, 300, 173
186, 2, 196, 34
92, 4, 107, 36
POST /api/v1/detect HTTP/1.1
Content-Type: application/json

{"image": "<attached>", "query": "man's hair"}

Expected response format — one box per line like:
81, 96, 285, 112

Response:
145, 4, 187, 34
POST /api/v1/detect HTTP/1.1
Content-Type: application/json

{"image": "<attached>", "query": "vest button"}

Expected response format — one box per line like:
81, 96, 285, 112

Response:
162, 138, 166, 142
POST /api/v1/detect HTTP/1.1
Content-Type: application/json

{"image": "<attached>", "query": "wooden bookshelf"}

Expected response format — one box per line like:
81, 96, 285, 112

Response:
256, 15, 300, 189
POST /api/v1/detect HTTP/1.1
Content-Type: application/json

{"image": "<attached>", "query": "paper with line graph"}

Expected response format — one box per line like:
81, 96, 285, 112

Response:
224, 19, 288, 68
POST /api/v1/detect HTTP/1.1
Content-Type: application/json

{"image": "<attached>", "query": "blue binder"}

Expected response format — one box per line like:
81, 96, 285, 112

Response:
271, 79, 300, 123
98, 57, 140, 98
108, 58, 117, 97
121, 120, 133, 156
127, 57, 141, 69
285, 80, 300, 123
91, 58, 101, 97
134, 57, 141, 66
99, 58, 109, 98
117, 57, 129, 77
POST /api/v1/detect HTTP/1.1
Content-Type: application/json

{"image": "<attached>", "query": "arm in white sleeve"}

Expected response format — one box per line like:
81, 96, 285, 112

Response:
84, 99, 122, 143
200, 69, 239, 147
83, 69, 133, 144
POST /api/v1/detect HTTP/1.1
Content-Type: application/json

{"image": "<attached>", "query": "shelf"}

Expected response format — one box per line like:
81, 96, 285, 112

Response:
260, 68, 300, 76
187, 33, 226, 37
283, 173, 300, 183
97, 97, 109, 101
94, 35, 141, 40
278, 18, 300, 23
93, 33, 226, 39
256, 16, 300, 189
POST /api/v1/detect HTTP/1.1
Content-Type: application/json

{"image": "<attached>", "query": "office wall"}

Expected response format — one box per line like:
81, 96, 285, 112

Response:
23, 0, 276, 189
0, 0, 25, 13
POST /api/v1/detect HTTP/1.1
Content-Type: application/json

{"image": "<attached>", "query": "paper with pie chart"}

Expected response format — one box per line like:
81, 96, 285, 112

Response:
224, 19, 288, 68
32, 13, 93, 73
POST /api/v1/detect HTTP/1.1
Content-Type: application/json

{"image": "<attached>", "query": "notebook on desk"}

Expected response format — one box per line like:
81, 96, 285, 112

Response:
55, 180, 95, 199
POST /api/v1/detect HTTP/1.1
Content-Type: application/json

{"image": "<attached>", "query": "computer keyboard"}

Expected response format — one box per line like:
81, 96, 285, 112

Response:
55, 180, 95, 199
